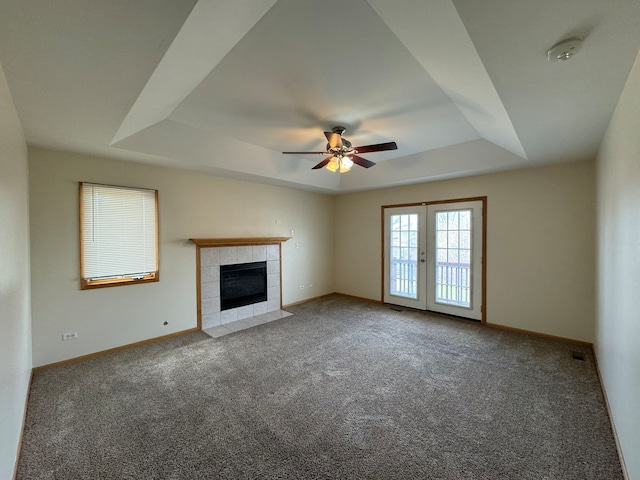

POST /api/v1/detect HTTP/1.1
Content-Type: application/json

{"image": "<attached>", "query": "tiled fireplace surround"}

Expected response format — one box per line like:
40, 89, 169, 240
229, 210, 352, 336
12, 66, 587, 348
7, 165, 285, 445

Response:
191, 238, 290, 330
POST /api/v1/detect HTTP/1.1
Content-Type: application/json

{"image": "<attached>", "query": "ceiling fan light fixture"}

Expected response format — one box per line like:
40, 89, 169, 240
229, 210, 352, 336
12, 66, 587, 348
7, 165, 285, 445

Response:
325, 155, 354, 173
340, 156, 354, 172
326, 157, 339, 172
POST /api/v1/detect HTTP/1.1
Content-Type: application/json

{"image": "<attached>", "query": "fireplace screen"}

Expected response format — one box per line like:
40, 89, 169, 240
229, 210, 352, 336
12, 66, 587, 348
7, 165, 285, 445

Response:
220, 261, 267, 311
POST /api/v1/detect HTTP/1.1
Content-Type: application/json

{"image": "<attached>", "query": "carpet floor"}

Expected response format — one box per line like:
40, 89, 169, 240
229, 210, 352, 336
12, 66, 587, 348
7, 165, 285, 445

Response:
17, 295, 623, 479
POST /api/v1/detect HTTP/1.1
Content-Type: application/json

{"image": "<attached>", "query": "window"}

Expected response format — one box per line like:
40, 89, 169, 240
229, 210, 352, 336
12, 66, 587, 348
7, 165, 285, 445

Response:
80, 182, 158, 289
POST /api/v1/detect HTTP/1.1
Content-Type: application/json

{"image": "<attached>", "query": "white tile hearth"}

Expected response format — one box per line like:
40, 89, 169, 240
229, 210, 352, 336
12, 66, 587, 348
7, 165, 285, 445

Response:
203, 309, 293, 339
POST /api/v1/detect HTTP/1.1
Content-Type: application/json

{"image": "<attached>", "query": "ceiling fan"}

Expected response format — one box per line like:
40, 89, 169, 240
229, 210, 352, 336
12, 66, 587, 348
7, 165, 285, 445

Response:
282, 126, 398, 173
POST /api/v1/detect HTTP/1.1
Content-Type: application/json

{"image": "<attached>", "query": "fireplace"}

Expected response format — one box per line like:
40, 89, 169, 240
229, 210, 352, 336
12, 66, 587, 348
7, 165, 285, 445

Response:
190, 238, 290, 329
220, 261, 267, 311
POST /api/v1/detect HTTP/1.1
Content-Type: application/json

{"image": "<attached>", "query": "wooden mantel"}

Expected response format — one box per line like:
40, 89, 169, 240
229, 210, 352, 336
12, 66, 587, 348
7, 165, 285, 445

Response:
190, 237, 291, 247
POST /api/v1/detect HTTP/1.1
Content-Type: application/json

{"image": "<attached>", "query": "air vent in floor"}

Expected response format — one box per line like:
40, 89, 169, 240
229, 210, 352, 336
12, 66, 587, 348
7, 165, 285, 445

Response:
571, 351, 586, 361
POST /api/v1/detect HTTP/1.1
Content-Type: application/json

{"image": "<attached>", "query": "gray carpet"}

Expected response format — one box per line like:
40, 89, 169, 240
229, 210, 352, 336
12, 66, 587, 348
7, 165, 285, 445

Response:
18, 295, 622, 479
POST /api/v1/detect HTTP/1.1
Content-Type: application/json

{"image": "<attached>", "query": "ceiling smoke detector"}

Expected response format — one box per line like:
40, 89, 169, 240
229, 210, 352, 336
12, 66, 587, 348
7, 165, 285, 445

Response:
547, 37, 583, 62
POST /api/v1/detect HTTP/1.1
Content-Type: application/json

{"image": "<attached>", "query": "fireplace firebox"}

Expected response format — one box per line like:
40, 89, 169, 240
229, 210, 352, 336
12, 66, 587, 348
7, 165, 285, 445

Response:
220, 261, 267, 311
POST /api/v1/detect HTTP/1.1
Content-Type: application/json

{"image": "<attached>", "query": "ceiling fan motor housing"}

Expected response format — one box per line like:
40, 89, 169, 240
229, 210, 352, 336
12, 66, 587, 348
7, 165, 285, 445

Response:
327, 139, 352, 153
327, 126, 352, 153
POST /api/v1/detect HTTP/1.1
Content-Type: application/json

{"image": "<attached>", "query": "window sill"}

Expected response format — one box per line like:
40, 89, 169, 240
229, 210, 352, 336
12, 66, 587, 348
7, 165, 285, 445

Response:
81, 273, 159, 290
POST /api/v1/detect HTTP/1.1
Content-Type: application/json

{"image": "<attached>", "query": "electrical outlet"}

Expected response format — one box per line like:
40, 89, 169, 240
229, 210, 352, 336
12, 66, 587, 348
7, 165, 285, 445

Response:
300, 285, 304, 290
62, 332, 78, 341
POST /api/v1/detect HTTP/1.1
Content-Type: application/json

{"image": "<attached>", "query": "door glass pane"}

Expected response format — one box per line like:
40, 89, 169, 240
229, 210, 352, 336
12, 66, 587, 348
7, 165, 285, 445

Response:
435, 209, 472, 307
389, 213, 418, 298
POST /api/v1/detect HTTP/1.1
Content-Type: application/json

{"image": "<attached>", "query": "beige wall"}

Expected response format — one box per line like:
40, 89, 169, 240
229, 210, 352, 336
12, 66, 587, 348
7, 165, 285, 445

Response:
596, 52, 640, 478
28, 148, 335, 367
335, 160, 596, 343
0, 60, 32, 479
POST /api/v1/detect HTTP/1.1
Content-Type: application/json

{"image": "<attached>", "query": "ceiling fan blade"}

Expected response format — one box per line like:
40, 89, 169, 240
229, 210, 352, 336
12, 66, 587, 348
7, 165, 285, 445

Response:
324, 131, 343, 149
353, 141, 397, 154
351, 154, 376, 168
311, 157, 332, 170
282, 151, 326, 155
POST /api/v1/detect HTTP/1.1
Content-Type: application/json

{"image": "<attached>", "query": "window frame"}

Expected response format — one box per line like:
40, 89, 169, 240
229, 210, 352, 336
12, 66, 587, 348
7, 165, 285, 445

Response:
79, 182, 159, 290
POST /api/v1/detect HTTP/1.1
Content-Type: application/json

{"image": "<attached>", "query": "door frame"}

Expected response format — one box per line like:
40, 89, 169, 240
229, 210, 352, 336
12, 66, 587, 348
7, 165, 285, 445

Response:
381, 196, 487, 324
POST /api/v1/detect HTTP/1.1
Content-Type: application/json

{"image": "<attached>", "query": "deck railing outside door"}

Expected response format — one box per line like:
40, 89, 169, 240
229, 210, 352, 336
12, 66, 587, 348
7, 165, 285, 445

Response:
390, 258, 470, 308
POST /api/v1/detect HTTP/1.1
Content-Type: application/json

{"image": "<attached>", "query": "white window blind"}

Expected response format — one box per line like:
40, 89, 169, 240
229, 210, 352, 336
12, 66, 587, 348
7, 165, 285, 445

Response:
80, 183, 158, 287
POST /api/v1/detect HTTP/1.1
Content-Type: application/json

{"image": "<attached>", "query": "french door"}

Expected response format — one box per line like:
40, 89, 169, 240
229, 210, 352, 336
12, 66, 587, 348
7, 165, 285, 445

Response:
383, 200, 484, 321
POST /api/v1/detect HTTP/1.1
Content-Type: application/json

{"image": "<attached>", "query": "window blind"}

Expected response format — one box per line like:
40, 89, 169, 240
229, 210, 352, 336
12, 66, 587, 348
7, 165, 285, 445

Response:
81, 183, 158, 282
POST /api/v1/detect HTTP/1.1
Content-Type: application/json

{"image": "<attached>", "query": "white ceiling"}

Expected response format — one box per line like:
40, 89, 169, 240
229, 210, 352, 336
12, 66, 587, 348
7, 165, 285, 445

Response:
1, 0, 639, 193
